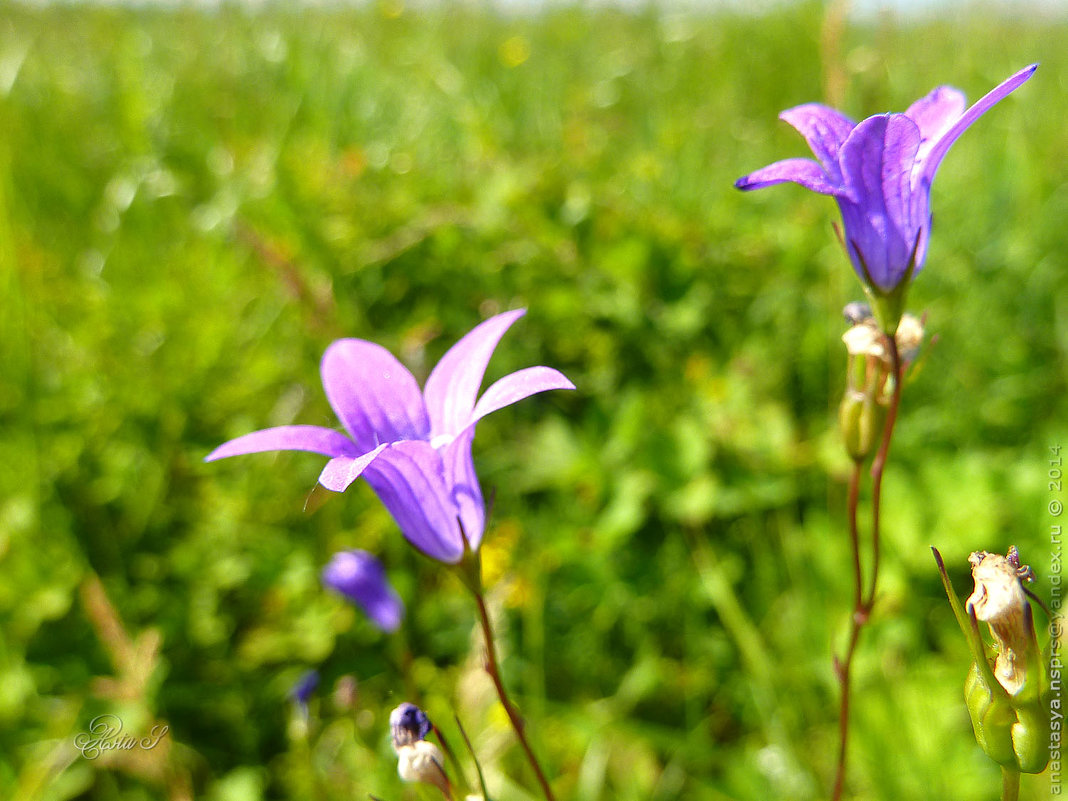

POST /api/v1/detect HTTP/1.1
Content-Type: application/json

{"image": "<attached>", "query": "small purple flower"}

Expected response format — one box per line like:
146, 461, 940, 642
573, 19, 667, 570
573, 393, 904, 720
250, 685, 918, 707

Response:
736, 65, 1037, 295
322, 550, 404, 632
206, 309, 574, 563
289, 669, 319, 720
390, 702, 432, 749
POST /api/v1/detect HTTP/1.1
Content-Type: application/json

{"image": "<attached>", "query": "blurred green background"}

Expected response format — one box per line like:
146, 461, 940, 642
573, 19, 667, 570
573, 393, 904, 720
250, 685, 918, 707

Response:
1, 1, 1065, 799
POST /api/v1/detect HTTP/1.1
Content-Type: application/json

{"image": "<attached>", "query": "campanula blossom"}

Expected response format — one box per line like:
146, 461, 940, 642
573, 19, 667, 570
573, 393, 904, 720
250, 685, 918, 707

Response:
322, 550, 404, 632
206, 309, 574, 563
736, 65, 1037, 319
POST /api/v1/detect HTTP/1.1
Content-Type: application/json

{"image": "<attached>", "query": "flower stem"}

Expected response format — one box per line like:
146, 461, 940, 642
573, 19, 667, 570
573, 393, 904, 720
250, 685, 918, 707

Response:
865, 335, 902, 608
468, 580, 556, 801
831, 459, 864, 801
1002, 766, 1021, 801
831, 334, 903, 801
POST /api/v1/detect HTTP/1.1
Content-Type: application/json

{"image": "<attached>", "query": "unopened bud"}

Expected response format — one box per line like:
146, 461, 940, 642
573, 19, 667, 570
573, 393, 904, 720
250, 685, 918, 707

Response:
894, 314, 925, 366
390, 702, 431, 750
842, 321, 885, 360
839, 390, 887, 462
841, 313, 925, 367
397, 740, 450, 797
843, 301, 873, 326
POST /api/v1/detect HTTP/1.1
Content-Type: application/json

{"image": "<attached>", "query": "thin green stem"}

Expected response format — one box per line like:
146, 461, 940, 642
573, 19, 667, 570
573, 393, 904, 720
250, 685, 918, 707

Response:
1001, 766, 1021, 801
831, 333, 904, 801
432, 723, 469, 798
831, 459, 864, 801
455, 714, 493, 801
469, 583, 556, 801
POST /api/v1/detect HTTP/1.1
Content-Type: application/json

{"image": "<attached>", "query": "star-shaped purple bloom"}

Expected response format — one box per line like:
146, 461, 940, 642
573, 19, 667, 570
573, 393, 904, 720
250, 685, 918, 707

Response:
735, 65, 1037, 296
205, 309, 574, 563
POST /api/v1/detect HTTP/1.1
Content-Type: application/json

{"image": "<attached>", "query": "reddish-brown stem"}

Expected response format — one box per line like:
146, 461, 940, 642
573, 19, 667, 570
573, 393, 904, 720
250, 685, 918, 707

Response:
470, 586, 556, 801
831, 335, 903, 801
831, 460, 864, 801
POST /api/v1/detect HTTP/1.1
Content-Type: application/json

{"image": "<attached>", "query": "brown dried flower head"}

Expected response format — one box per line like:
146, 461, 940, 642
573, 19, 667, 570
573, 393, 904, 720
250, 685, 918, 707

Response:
966, 547, 1034, 696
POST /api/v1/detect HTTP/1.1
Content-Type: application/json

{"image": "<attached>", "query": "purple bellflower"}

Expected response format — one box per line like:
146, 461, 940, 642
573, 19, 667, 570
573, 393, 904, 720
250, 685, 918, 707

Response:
735, 64, 1036, 321
322, 550, 404, 632
205, 309, 574, 563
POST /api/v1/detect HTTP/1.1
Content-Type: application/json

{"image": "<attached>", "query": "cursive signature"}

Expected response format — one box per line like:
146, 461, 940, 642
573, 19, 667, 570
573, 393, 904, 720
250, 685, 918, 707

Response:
73, 714, 169, 760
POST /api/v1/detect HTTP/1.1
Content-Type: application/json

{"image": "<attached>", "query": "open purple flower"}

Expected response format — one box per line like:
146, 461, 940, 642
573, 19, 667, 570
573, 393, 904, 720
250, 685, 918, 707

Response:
205, 309, 574, 563
735, 65, 1036, 299
322, 550, 404, 632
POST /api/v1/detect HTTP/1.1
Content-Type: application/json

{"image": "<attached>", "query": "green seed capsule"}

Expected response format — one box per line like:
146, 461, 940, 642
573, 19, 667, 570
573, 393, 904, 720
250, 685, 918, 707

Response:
839, 391, 887, 462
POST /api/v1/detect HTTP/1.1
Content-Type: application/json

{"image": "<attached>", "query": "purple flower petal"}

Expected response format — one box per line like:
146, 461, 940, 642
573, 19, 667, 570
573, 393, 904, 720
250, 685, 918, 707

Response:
904, 85, 967, 165
837, 114, 922, 290
321, 339, 430, 452
423, 309, 526, 439
735, 157, 842, 196
470, 366, 575, 426
317, 443, 389, 492
363, 441, 464, 563
439, 428, 484, 549
322, 550, 404, 632
205, 425, 357, 462
919, 63, 1037, 188
779, 103, 855, 181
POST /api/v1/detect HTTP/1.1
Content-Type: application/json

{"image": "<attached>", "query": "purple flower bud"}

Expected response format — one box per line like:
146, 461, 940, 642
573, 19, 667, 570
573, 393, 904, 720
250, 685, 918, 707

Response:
842, 301, 873, 326
390, 702, 431, 749
322, 550, 404, 632
289, 669, 319, 720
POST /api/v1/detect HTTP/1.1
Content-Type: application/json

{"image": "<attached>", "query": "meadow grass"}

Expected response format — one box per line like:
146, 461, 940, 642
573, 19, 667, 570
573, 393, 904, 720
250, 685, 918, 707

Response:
1, 2, 1065, 799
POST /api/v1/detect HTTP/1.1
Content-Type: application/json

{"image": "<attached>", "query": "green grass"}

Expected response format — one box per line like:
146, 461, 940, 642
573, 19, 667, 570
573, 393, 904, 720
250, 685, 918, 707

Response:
1, 2, 1066, 800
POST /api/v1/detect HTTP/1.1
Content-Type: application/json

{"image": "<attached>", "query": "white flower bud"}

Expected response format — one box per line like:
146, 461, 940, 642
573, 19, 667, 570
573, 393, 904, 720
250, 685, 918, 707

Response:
396, 740, 450, 797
